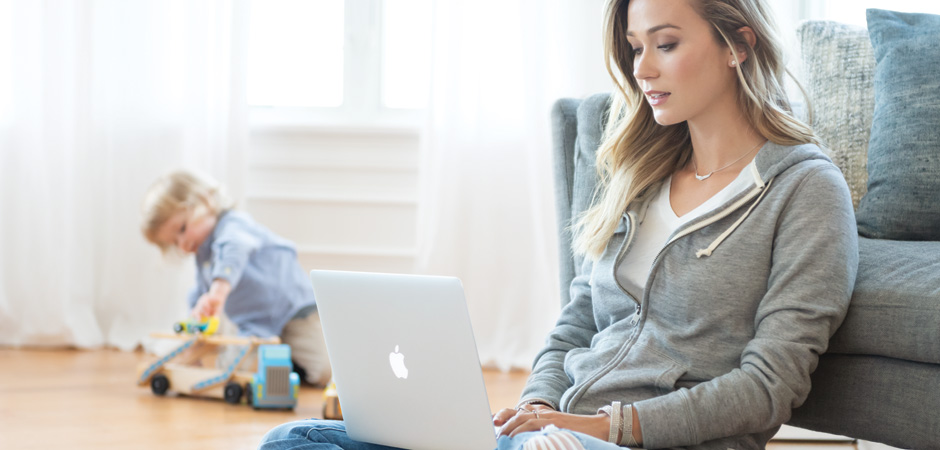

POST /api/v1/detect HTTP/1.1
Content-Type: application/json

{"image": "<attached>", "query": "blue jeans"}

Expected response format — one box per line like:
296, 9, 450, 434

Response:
259, 419, 625, 450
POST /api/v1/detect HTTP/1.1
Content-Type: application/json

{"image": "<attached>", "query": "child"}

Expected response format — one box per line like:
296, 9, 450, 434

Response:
141, 169, 331, 386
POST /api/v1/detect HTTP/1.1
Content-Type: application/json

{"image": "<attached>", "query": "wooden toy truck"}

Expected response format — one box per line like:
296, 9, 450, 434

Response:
137, 332, 299, 409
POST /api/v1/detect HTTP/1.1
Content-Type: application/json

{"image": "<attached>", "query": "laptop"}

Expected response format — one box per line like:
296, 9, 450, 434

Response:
309, 270, 500, 450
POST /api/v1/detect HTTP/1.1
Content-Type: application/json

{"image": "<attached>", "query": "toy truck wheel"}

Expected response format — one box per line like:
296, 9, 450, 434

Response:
151, 374, 170, 396
223, 382, 243, 404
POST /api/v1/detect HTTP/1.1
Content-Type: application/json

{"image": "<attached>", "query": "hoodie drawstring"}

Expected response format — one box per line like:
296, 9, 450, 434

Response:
696, 177, 775, 258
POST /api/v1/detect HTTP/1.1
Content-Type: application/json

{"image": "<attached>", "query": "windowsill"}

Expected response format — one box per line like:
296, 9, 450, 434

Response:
249, 106, 426, 136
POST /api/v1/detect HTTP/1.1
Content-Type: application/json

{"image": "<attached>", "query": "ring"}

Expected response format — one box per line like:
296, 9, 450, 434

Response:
534, 410, 540, 419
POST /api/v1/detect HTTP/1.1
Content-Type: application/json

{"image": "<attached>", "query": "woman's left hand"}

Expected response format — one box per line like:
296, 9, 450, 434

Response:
494, 407, 610, 440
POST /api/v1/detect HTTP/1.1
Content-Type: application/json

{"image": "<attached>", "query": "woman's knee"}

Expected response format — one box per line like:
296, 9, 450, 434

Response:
260, 420, 351, 445
260, 420, 320, 443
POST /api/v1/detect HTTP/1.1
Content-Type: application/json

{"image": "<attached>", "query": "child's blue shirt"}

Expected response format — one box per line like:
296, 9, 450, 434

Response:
188, 210, 316, 338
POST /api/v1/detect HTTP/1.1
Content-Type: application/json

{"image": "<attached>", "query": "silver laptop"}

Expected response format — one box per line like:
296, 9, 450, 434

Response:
309, 270, 499, 450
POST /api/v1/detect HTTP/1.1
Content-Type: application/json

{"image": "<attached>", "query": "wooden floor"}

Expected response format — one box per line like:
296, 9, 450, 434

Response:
0, 348, 863, 450
0, 348, 528, 450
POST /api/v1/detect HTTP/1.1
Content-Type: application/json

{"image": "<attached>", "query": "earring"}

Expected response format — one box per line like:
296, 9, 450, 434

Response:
730, 60, 737, 67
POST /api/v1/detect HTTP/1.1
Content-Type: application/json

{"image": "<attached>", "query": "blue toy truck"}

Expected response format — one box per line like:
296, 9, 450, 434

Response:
247, 344, 300, 409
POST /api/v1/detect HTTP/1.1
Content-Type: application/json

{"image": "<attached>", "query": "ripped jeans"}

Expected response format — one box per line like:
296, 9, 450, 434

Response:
258, 419, 628, 450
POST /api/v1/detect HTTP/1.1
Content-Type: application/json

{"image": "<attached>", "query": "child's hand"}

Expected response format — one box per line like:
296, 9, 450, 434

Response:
192, 279, 231, 319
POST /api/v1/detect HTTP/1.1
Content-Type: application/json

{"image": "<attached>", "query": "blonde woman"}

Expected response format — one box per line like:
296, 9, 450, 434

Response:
260, 0, 857, 448
142, 170, 332, 387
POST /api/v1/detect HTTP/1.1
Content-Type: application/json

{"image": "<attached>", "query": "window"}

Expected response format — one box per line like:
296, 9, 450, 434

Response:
767, 0, 940, 31
248, 0, 345, 108
764, 0, 940, 107
248, 0, 432, 127
809, 0, 940, 27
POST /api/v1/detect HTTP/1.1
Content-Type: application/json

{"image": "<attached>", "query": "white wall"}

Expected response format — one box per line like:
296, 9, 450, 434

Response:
245, 126, 420, 275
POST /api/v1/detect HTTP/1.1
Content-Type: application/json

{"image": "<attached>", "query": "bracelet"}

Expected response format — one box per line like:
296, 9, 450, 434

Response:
620, 404, 638, 447
618, 406, 626, 443
519, 399, 555, 410
608, 401, 622, 443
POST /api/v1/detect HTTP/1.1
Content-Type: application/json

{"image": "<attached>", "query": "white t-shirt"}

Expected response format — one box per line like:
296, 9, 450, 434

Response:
616, 161, 758, 300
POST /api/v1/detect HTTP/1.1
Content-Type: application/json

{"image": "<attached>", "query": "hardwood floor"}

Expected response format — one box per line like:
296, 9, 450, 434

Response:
0, 348, 861, 449
0, 348, 529, 449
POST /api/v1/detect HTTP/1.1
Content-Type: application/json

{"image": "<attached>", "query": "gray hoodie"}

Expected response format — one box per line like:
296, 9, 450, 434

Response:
519, 142, 859, 449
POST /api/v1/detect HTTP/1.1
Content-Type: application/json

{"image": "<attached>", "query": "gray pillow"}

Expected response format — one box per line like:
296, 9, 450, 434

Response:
797, 21, 875, 209
855, 9, 940, 240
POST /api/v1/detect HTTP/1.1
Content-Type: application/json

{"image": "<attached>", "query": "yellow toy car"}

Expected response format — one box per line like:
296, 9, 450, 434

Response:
173, 316, 220, 336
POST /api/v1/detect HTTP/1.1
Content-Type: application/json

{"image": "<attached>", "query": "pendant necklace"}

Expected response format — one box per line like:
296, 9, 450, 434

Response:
692, 140, 765, 181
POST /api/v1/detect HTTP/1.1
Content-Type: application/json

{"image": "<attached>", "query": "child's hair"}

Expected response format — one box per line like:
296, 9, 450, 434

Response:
141, 170, 233, 252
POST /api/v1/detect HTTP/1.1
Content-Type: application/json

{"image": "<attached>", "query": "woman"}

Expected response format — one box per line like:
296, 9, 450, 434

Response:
260, 0, 857, 448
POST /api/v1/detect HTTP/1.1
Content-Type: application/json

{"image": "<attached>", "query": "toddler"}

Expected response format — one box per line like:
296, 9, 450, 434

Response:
141, 170, 331, 386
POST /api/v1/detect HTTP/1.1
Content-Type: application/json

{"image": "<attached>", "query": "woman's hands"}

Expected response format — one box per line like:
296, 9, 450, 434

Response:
192, 278, 231, 318
493, 405, 610, 441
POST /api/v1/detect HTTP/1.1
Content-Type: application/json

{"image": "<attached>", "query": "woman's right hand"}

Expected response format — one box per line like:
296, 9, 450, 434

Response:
494, 404, 611, 440
494, 403, 641, 445
492, 404, 555, 428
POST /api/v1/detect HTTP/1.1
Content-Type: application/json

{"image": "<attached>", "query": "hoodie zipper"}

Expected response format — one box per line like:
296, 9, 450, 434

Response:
561, 212, 642, 412
613, 212, 642, 325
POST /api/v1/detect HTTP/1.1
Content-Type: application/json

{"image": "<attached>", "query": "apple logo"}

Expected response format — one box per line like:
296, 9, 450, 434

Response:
389, 345, 409, 379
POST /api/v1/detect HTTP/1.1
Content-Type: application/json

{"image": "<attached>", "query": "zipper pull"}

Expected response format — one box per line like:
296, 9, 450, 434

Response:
629, 305, 642, 326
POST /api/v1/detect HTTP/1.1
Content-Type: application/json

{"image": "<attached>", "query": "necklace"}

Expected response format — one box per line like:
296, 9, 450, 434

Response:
692, 140, 765, 181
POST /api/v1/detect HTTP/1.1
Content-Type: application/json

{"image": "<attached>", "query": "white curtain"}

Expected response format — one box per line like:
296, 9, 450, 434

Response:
0, 0, 248, 349
418, 0, 612, 370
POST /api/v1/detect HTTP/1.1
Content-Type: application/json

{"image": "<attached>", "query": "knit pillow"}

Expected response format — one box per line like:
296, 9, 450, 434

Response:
797, 21, 874, 209
855, 9, 940, 240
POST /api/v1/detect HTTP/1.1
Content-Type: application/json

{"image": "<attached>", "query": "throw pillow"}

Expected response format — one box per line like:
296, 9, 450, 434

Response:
855, 9, 940, 240
797, 21, 875, 209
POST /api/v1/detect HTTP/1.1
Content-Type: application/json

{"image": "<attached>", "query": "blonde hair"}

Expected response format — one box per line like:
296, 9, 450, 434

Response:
572, 0, 818, 258
141, 170, 233, 252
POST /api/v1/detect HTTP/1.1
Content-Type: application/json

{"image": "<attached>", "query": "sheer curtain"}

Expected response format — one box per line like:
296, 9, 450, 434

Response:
418, 0, 611, 370
0, 0, 248, 349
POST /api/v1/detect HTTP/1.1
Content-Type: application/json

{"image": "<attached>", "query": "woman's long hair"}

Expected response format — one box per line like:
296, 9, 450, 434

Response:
572, 0, 819, 258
